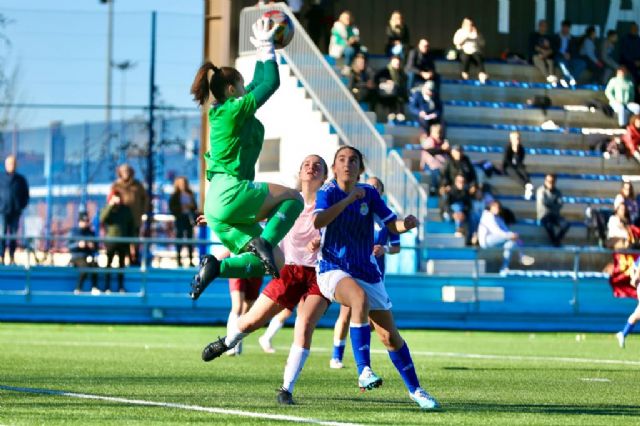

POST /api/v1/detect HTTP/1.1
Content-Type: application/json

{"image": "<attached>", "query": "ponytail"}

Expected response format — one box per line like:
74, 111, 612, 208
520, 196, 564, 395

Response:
190, 61, 243, 106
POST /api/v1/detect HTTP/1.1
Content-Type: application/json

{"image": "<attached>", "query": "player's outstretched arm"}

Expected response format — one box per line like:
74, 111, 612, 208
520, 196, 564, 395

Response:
386, 215, 419, 234
249, 17, 280, 108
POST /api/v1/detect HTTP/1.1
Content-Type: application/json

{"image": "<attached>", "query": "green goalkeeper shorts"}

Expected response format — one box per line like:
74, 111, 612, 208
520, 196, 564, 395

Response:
204, 173, 269, 254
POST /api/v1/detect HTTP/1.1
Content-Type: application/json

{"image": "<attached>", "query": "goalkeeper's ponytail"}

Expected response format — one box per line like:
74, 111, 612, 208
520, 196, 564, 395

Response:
190, 62, 242, 106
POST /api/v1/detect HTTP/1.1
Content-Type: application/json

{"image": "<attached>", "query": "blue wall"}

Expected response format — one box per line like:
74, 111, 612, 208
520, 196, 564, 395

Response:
0, 266, 635, 332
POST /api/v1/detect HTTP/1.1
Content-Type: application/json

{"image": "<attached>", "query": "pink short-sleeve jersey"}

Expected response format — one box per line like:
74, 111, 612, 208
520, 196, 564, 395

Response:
281, 199, 319, 267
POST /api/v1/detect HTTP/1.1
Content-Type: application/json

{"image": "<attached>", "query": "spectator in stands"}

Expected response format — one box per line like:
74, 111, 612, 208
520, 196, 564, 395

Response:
112, 163, 148, 265
443, 173, 471, 238
552, 20, 578, 87
614, 181, 639, 226
620, 22, 640, 85
375, 55, 408, 123
420, 123, 449, 191
607, 202, 639, 250
601, 30, 619, 85
528, 19, 558, 85
469, 184, 495, 245
501, 131, 534, 200
348, 53, 377, 112
329, 10, 361, 73
478, 200, 535, 275
578, 26, 603, 84
169, 176, 198, 267
622, 114, 640, 163
536, 173, 571, 247
453, 18, 488, 83
405, 38, 439, 92
408, 81, 442, 134
605, 66, 640, 127
304, 0, 332, 53
441, 144, 477, 190
385, 10, 410, 59
100, 189, 135, 293
0, 155, 29, 266
69, 212, 99, 295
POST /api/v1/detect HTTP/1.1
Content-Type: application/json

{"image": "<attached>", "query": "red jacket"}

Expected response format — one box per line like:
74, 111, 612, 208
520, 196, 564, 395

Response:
622, 124, 640, 156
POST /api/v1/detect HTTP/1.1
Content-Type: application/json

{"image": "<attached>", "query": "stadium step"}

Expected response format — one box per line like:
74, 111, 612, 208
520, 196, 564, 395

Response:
426, 259, 486, 275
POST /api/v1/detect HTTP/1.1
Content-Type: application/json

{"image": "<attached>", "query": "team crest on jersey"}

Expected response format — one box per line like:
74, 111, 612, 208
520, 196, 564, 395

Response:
359, 202, 369, 216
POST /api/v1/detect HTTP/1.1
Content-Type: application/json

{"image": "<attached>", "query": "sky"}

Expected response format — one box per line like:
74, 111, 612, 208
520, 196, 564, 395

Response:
1, 0, 204, 128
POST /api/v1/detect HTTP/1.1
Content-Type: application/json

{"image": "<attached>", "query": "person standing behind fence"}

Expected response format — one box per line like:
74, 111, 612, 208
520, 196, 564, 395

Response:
69, 212, 99, 295
100, 190, 135, 293
169, 176, 197, 267
112, 164, 149, 266
0, 155, 30, 265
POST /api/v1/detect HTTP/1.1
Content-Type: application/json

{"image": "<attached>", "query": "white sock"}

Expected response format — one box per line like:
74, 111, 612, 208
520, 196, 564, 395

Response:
224, 313, 247, 348
333, 338, 346, 347
282, 345, 310, 393
262, 316, 285, 342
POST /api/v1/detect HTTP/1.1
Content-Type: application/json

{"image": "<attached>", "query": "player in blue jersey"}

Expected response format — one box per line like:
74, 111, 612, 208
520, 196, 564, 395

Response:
314, 146, 440, 410
330, 177, 400, 369
616, 256, 640, 348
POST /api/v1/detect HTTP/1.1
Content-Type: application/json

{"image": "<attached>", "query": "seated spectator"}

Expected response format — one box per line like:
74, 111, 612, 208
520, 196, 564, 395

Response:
348, 53, 377, 111
405, 38, 440, 92
529, 19, 558, 84
443, 174, 471, 237
605, 66, 640, 127
578, 26, 603, 84
607, 202, 640, 250
536, 173, 571, 247
408, 81, 442, 133
100, 189, 135, 293
169, 176, 198, 267
501, 131, 534, 200
384, 10, 409, 59
622, 114, 640, 163
420, 123, 450, 190
469, 184, 495, 245
620, 22, 640, 85
375, 55, 408, 122
329, 10, 361, 72
441, 144, 477, 191
478, 200, 535, 275
552, 20, 579, 87
453, 18, 488, 83
614, 181, 640, 226
69, 212, 99, 295
601, 30, 619, 85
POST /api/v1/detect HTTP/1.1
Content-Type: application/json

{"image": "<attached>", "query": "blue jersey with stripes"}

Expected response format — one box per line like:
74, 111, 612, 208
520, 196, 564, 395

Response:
315, 180, 397, 283
374, 218, 401, 276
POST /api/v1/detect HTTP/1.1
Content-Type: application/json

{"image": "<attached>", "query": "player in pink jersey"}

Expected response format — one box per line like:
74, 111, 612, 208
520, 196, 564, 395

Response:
201, 154, 333, 404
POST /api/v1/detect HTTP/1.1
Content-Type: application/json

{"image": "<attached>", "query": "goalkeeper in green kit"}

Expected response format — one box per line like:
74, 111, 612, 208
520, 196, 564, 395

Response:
188, 17, 303, 300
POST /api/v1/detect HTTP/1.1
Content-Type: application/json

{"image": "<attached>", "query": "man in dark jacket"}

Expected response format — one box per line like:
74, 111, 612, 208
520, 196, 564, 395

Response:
0, 155, 30, 265
405, 38, 440, 92
69, 212, 99, 294
100, 189, 135, 293
536, 173, 570, 246
408, 81, 442, 134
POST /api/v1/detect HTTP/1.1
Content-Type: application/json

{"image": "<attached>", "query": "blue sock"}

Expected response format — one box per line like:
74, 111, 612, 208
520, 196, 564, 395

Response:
332, 339, 346, 361
349, 324, 371, 375
622, 322, 635, 337
389, 342, 420, 394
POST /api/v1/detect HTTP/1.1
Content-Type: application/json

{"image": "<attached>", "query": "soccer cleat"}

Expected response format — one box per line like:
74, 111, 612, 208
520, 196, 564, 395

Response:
409, 387, 441, 410
258, 335, 276, 354
189, 255, 220, 300
616, 331, 626, 349
276, 387, 294, 405
358, 366, 383, 391
247, 237, 279, 278
329, 358, 344, 369
202, 336, 229, 362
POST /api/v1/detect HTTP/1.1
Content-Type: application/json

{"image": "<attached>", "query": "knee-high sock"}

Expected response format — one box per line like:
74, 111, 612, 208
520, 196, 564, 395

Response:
224, 315, 248, 348
389, 342, 420, 393
282, 345, 310, 393
262, 315, 285, 342
220, 253, 265, 278
261, 199, 303, 247
332, 339, 346, 361
349, 323, 371, 375
622, 322, 635, 337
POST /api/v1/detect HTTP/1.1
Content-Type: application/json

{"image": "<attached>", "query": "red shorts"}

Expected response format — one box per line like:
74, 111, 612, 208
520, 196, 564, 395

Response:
228, 277, 263, 301
261, 265, 327, 311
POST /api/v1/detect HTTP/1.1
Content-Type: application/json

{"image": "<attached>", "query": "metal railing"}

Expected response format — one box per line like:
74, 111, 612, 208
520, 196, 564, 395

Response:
238, 4, 388, 181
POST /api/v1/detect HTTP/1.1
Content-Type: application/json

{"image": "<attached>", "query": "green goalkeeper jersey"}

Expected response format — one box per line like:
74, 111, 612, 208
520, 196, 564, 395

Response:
204, 60, 280, 181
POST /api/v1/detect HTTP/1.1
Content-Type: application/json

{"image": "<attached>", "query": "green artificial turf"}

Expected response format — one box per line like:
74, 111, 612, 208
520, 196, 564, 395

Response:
1, 323, 639, 425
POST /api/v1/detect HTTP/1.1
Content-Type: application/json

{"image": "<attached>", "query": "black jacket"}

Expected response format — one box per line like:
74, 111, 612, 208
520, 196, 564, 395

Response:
405, 48, 436, 75
0, 172, 29, 216
441, 156, 477, 188
502, 144, 526, 170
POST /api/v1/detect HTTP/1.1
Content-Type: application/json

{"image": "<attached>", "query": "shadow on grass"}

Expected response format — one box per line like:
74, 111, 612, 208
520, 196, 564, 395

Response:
443, 402, 640, 416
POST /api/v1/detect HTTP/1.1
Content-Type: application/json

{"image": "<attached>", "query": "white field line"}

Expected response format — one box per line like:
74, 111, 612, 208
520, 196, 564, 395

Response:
5, 340, 640, 367
0, 385, 362, 426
